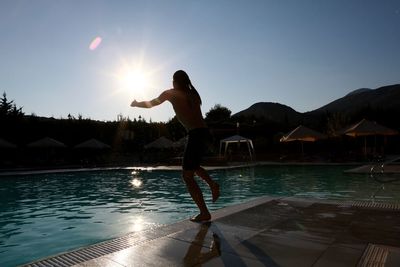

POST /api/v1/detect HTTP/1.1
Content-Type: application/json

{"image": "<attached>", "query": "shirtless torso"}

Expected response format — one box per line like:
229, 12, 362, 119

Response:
158, 89, 206, 131
131, 88, 206, 131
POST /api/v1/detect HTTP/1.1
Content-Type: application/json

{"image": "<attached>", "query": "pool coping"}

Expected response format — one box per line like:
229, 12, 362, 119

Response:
21, 196, 400, 267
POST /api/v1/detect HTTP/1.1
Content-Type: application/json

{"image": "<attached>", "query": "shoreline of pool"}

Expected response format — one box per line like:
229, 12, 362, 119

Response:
0, 161, 365, 177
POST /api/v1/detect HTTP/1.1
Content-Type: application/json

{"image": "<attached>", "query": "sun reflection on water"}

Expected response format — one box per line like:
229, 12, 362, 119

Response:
130, 216, 145, 232
130, 178, 143, 188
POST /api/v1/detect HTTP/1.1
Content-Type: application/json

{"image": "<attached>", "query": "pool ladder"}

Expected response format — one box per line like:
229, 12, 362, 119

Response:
370, 163, 385, 176
369, 158, 400, 201
370, 156, 400, 182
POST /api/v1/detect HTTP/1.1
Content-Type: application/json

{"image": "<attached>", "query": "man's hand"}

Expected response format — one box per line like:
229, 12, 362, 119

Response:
130, 100, 139, 107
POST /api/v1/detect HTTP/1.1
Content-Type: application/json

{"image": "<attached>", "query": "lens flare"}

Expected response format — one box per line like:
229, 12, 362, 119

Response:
89, 36, 102, 50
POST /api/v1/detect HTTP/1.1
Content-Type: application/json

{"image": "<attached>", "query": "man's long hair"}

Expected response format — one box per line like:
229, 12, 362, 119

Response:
173, 70, 202, 105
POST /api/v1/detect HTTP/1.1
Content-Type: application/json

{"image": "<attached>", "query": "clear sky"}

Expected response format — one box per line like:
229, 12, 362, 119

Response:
1, 0, 399, 122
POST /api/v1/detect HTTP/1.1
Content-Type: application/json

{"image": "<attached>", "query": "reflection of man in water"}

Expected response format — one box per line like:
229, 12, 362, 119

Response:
183, 223, 221, 266
130, 70, 220, 222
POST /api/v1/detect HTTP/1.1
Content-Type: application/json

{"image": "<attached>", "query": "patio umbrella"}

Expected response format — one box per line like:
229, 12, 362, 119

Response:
145, 136, 175, 149
0, 138, 17, 149
280, 125, 326, 155
74, 138, 111, 149
341, 119, 398, 137
173, 136, 187, 148
27, 137, 66, 148
340, 119, 398, 156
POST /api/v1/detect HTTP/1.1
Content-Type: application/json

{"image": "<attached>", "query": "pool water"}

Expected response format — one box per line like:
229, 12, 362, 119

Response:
1, 165, 399, 266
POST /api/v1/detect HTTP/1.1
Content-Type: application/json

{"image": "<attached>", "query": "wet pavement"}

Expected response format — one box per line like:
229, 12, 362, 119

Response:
24, 196, 400, 267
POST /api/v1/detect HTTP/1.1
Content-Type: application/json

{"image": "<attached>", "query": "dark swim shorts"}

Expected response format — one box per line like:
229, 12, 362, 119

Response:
182, 128, 211, 170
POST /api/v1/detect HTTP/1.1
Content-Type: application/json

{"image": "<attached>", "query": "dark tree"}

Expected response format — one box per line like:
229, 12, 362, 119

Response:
0, 92, 24, 118
205, 104, 231, 124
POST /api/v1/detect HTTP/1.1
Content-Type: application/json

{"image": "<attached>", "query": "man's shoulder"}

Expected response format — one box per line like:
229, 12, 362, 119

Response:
158, 89, 175, 102
161, 88, 175, 96
163, 88, 181, 99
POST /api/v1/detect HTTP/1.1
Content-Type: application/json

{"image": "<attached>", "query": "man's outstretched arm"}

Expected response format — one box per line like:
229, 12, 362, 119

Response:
130, 90, 170, 108
130, 98, 161, 108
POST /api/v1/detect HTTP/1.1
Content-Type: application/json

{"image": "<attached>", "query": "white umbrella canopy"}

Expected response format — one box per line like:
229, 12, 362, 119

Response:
74, 138, 111, 149
0, 138, 17, 149
27, 137, 66, 148
220, 134, 252, 143
145, 136, 175, 149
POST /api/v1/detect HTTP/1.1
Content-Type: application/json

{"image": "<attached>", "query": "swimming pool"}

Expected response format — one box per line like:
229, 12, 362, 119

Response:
1, 165, 399, 266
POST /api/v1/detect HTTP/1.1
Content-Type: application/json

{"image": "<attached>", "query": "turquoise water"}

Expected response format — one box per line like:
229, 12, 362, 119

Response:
1, 165, 400, 266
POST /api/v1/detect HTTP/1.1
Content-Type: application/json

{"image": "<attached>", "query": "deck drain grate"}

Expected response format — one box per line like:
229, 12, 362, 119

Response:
338, 201, 400, 210
358, 243, 389, 267
356, 243, 400, 267
23, 232, 160, 267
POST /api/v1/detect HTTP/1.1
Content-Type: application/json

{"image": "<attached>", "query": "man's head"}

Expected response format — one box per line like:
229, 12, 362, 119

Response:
173, 70, 190, 90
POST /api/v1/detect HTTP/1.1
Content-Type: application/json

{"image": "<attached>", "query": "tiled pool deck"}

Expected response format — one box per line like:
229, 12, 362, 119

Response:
23, 196, 400, 267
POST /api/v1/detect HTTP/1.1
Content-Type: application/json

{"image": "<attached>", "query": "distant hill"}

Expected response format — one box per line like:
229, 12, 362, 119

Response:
233, 102, 303, 125
232, 84, 400, 126
345, 88, 372, 97
307, 84, 400, 116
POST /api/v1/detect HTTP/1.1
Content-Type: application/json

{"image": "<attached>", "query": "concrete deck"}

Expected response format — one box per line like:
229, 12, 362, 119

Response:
24, 197, 400, 267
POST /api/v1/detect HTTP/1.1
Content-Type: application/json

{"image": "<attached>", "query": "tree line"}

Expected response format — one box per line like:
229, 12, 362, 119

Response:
1, 92, 399, 168
0, 92, 237, 147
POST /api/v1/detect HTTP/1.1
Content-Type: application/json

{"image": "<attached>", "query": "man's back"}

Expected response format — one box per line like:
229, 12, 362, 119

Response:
164, 89, 207, 131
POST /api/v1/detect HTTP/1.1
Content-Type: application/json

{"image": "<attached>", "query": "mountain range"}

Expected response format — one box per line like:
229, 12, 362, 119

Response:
233, 84, 400, 126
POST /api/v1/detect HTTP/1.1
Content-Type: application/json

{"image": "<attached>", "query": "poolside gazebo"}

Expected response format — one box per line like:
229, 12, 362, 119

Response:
219, 135, 254, 160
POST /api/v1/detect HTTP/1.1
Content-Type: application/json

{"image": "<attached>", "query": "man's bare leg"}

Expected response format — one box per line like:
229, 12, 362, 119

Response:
182, 170, 211, 221
195, 167, 220, 202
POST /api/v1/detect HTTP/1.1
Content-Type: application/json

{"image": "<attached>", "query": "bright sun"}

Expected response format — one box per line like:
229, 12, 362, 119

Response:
118, 68, 150, 94
110, 56, 159, 101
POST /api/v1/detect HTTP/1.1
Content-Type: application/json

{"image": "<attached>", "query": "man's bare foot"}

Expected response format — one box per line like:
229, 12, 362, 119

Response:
190, 213, 211, 223
211, 182, 220, 203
